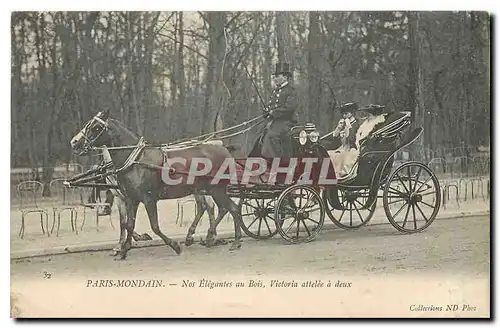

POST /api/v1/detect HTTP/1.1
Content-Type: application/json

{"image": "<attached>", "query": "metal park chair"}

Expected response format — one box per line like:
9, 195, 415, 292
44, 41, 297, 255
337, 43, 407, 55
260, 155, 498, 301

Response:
176, 197, 198, 227
16, 181, 50, 239
48, 179, 81, 237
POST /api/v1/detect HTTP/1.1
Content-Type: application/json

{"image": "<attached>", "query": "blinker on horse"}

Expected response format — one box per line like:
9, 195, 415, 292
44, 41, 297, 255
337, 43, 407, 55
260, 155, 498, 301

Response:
70, 110, 244, 260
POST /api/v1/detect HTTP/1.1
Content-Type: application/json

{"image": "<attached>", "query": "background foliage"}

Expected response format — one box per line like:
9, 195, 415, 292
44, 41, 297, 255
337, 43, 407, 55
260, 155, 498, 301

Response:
11, 11, 490, 181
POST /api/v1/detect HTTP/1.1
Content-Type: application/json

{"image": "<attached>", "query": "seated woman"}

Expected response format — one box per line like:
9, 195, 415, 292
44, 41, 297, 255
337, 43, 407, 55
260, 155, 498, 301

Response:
354, 104, 387, 150
327, 104, 387, 179
326, 103, 360, 177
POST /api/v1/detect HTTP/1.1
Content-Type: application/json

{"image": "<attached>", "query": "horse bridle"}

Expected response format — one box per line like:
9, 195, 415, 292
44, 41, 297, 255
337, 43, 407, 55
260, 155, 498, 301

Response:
77, 113, 110, 153
77, 113, 148, 175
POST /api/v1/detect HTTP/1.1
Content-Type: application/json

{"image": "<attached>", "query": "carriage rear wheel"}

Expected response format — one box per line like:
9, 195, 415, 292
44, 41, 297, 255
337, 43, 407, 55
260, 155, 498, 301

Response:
323, 188, 377, 229
238, 197, 279, 239
274, 185, 325, 244
383, 161, 441, 233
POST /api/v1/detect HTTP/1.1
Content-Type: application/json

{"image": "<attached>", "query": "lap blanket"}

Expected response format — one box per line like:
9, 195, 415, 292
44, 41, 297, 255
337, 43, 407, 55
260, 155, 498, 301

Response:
328, 147, 359, 178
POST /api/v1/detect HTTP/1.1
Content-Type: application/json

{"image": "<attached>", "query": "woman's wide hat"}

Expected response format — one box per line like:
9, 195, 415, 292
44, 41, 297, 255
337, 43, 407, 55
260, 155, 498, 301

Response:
359, 104, 386, 116
338, 102, 359, 114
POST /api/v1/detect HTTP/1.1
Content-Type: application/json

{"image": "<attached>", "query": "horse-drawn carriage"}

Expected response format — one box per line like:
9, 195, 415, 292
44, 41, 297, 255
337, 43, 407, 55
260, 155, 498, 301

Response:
65, 105, 441, 258
235, 109, 441, 242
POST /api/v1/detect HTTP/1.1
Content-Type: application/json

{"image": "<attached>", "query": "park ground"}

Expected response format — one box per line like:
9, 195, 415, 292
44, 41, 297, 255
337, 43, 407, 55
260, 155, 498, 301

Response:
10, 213, 490, 318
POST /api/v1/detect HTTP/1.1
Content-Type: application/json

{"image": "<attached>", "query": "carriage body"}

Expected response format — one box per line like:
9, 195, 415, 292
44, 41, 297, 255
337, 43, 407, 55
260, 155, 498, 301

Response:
238, 111, 441, 243
322, 111, 442, 233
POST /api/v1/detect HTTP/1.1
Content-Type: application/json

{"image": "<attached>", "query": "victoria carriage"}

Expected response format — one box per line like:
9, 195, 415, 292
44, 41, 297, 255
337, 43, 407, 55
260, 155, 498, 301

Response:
66, 102, 441, 252
234, 105, 441, 243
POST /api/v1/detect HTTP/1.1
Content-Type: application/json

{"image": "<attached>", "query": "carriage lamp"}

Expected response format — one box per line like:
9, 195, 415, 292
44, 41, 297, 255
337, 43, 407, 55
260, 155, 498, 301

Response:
299, 123, 320, 145
299, 130, 308, 145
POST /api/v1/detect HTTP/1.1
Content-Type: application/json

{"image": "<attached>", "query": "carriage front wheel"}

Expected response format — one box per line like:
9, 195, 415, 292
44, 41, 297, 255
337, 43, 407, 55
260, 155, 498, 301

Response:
274, 184, 325, 244
238, 197, 279, 239
383, 161, 441, 233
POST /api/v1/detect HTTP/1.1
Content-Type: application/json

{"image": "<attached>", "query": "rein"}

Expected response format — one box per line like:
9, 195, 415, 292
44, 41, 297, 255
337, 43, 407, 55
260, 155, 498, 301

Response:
163, 113, 266, 146
94, 114, 267, 151
68, 112, 267, 188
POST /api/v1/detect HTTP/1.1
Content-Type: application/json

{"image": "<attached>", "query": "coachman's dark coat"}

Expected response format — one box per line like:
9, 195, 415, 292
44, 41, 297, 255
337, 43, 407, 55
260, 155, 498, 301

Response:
256, 82, 299, 158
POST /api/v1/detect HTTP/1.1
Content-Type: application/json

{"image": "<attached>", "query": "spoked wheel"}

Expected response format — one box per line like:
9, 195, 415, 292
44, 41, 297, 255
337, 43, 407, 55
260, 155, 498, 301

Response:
383, 161, 441, 233
324, 188, 377, 229
274, 185, 325, 244
238, 197, 279, 239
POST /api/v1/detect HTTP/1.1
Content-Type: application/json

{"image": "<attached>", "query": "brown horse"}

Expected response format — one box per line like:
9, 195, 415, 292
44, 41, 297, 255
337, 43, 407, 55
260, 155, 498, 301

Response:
70, 110, 243, 260
104, 186, 224, 256
90, 158, 226, 255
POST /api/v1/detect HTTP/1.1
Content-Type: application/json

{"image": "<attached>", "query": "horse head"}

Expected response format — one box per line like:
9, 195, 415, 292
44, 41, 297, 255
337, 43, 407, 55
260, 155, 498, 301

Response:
70, 110, 113, 155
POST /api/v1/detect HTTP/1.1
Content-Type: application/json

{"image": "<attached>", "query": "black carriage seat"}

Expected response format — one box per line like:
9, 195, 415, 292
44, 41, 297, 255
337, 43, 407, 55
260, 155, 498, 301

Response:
340, 126, 423, 187
338, 112, 414, 184
394, 127, 423, 153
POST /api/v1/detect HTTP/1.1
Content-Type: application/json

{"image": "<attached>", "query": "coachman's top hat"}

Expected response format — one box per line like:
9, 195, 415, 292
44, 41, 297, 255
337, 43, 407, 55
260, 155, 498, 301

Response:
274, 62, 292, 77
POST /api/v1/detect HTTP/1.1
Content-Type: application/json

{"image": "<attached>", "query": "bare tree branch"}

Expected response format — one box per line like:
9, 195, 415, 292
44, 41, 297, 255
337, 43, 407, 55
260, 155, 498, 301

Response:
154, 12, 176, 34
157, 31, 208, 60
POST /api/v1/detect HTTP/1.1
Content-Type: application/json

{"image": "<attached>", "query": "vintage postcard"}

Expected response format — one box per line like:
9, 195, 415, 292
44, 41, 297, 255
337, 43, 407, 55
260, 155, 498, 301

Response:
9, 9, 491, 318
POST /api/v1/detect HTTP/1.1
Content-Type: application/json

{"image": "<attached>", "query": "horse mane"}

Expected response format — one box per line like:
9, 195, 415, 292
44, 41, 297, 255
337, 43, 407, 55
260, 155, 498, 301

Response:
108, 118, 142, 140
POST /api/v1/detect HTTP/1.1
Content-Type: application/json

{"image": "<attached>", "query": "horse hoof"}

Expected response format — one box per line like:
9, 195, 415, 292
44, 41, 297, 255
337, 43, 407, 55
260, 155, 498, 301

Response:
141, 233, 152, 241
109, 249, 120, 257
117, 248, 129, 260
185, 238, 194, 247
172, 242, 182, 255
229, 243, 242, 251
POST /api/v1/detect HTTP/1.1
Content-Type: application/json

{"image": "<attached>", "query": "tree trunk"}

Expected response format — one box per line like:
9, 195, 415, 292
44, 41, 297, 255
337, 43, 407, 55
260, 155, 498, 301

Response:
308, 11, 322, 124
262, 13, 273, 98
202, 11, 226, 133
127, 13, 139, 132
11, 16, 21, 164
170, 12, 178, 119
177, 11, 186, 130
143, 12, 160, 140
275, 11, 293, 65
408, 12, 425, 160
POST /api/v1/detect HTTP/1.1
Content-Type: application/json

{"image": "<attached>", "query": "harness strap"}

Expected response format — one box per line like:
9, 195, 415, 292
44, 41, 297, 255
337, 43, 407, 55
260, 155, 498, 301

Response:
94, 116, 109, 127
113, 137, 147, 174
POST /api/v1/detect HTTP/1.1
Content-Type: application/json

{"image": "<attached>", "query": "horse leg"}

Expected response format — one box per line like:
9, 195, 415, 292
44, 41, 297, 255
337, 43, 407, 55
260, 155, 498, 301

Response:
211, 190, 242, 251
144, 200, 182, 255
204, 197, 218, 247
103, 189, 113, 215
185, 199, 206, 247
205, 205, 229, 247
118, 200, 139, 260
110, 195, 127, 256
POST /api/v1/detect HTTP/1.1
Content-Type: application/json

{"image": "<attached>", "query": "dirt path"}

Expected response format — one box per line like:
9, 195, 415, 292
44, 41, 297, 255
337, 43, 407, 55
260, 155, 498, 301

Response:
10, 215, 490, 318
